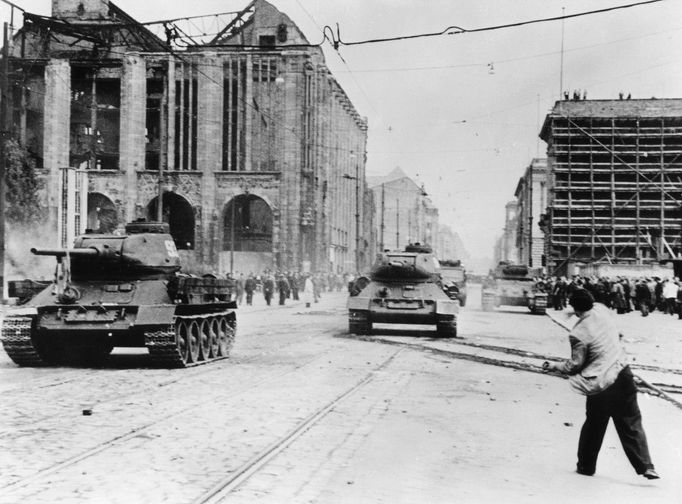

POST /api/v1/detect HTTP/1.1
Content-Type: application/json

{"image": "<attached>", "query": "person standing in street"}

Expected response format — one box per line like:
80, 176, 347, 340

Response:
302, 274, 314, 308
235, 273, 245, 306
543, 288, 659, 480
277, 273, 290, 306
244, 274, 257, 306
263, 273, 275, 306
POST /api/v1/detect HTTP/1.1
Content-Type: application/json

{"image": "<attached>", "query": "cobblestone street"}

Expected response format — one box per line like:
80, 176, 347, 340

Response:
1, 286, 681, 503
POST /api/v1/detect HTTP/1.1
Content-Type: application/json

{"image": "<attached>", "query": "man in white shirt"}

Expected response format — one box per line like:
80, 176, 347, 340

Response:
544, 288, 659, 480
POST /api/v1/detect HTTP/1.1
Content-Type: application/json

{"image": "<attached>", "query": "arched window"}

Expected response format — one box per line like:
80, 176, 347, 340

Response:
147, 192, 195, 249
87, 193, 118, 233
223, 195, 273, 252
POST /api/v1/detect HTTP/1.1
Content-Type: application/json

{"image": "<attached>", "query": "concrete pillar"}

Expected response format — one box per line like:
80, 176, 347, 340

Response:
43, 59, 71, 242
197, 52, 223, 265
119, 53, 146, 223
280, 54, 303, 270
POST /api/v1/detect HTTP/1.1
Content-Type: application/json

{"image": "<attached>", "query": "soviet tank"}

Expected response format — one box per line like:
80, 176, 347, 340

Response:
481, 262, 547, 315
347, 244, 459, 337
0, 221, 236, 368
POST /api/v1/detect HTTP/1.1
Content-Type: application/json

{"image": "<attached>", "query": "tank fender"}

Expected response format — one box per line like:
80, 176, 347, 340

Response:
347, 296, 371, 310
436, 299, 459, 316
135, 305, 177, 326
3, 307, 38, 318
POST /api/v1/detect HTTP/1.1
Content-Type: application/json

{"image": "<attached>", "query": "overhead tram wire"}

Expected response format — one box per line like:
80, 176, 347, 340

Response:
291, 0, 380, 119
324, 0, 667, 47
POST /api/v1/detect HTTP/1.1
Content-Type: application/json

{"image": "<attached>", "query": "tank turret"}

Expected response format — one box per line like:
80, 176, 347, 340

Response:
370, 244, 441, 282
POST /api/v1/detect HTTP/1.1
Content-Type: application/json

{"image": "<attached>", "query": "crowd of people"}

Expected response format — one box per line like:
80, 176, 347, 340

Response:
534, 275, 682, 318
226, 271, 358, 308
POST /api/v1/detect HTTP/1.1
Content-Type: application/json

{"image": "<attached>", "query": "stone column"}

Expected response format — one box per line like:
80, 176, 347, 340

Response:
43, 59, 71, 242
119, 52, 146, 222
197, 52, 223, 265
280, 53, 303, 270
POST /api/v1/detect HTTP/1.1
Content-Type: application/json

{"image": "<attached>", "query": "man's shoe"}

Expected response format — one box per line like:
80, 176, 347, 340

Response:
576, 468, 594, 476
643, 469, 660, 480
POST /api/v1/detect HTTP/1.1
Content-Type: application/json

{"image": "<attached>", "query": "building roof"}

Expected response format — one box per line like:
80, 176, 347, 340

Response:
540, 98, 682, 140
367, 167, 413, 188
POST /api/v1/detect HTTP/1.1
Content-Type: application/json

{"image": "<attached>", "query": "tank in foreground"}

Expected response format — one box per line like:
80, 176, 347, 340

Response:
481, 262, 547, 315
0, 222, 236, 368
347, 244, 459, 337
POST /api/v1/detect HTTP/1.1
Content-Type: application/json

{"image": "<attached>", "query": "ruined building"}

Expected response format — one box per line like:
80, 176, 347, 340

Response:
5, 0, 369, 274
540, 99, 682, 275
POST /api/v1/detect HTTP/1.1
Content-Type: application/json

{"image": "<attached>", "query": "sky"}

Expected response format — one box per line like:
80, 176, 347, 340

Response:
3, 0, 682, 269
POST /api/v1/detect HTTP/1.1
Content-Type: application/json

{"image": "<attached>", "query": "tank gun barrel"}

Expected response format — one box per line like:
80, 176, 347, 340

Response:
31, 248, 100, 258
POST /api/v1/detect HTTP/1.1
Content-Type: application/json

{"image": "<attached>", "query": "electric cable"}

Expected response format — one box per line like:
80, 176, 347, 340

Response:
327, 0, 667, 47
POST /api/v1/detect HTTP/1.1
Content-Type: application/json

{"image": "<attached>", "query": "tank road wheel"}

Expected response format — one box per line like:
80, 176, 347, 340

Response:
216, 317, 230, 357
176, 320, 191, 364
348, 310, 371, 335
208, 318, 220, 358
437, 316, 457, 338
224, 316, 236, 357
187, 320, 201, 363
198, 319, 211, 361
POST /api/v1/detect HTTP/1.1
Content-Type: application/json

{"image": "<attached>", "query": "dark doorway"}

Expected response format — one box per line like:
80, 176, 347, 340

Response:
87, 193, 118, 233
147, 192, 195, 249
223, 195, 273, 252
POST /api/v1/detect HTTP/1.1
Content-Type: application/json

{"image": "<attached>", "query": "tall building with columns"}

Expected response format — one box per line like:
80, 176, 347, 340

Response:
6, 0, 369, 274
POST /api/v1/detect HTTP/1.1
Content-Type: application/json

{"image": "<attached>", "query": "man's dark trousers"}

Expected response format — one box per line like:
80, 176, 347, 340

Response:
577, 366, 654, 475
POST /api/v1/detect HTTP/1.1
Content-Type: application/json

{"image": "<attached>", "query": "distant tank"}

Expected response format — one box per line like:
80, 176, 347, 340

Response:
481, 262, 547, 315
439, 259, 468, 307
0, 222, 236, 368
347, 244, 459, 337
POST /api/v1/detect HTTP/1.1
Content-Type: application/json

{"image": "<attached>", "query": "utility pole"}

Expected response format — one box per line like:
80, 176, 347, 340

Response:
408, 210, 412, 244
0, 22, 9, 299
157, 67, 168, 222
343, 165, 361, 273
396, 198, 400, 249
380, 183, 385, 252
354, 164, 360, 273
528, 162, 533, 267
230, 198, 235, 276
559, 6, 565, 99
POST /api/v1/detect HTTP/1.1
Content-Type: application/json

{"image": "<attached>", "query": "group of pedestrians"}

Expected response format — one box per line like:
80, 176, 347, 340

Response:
535, 275, 682, 318
228, 271, 356, 308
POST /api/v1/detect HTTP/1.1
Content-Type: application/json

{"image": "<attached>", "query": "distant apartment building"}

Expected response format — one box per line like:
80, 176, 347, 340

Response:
540, 99, 682, 275
368, 168, 438, 252
5, 0, 370, 275
514, 158, 548, 269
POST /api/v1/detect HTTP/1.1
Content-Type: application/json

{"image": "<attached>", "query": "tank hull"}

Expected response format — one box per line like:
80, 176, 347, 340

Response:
348, 280, 458, 337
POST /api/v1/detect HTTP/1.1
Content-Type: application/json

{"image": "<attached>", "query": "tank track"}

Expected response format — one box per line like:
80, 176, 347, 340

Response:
0, 316, 47, 366
145, 311, 236, 368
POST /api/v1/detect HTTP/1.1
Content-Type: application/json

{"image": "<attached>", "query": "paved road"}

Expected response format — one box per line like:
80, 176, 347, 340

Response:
1, 287, 680, 503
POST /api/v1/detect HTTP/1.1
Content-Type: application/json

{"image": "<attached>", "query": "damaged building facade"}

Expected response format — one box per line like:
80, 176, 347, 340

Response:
540, 99, 682, 276
6, 0, 369, 274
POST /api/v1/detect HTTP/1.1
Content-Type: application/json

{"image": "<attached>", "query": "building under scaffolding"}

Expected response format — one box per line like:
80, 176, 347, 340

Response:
540, 99, 682, 276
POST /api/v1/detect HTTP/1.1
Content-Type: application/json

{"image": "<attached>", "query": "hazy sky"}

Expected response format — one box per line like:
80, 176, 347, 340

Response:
3, 0, 682, 263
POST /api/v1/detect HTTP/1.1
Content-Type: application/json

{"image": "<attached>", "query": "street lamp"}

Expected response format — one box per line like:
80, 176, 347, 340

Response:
343, 165, 360, 273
